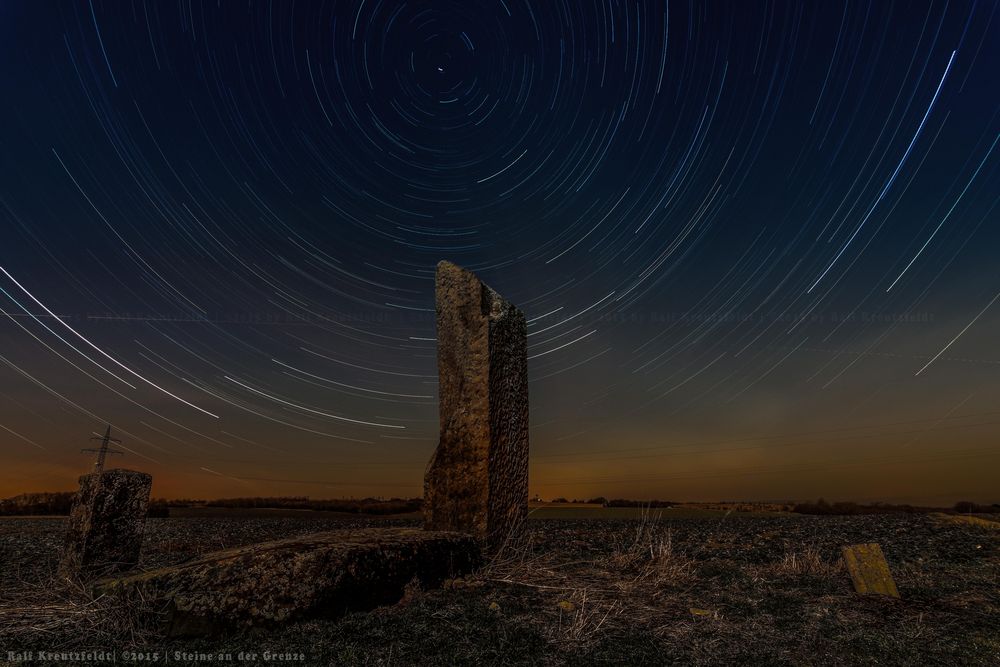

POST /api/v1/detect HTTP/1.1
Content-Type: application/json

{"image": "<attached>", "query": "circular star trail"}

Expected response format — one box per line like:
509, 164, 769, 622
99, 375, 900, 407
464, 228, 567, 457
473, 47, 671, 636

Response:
0, 1, 998, 502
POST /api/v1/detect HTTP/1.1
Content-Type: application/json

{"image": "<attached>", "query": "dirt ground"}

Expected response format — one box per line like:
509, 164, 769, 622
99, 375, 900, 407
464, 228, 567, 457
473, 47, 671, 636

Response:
1, 512, 997, 666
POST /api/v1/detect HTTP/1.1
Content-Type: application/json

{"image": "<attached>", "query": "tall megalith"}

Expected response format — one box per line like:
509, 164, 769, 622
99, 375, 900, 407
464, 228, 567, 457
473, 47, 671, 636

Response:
424, 260, 529, 551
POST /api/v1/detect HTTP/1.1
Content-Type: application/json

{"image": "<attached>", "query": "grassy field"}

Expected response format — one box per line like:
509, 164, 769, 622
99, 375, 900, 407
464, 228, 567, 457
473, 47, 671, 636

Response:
1, 512, 997, 665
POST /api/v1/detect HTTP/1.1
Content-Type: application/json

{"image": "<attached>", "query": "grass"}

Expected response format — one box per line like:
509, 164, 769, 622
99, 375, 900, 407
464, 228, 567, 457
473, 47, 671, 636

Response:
1, 512, 997, 665
0, 571, 164, 651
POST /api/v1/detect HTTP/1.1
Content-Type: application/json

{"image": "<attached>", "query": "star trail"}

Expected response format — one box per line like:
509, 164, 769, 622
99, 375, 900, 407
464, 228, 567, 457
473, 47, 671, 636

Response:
0, 1, 998, 503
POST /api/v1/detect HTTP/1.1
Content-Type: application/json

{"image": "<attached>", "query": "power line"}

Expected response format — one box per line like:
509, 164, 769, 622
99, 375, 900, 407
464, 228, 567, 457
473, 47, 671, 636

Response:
79, 424, 123, 474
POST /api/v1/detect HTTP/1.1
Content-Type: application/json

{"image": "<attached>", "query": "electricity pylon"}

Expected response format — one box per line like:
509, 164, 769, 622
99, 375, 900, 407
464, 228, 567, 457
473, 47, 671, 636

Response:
80, 424, 123, 474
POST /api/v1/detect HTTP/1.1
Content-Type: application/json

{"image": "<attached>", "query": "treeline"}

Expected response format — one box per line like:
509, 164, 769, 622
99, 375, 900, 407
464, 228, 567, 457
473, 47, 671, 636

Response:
793, 498, 937, 515
549, 497, 612, 505
0, 492, 174, 517
0, 492, 75, 516
603, 499, 678, 508
0, 494, 423, 517
547, 497, 678, 507
200, 496, 423, 515
10, 492, 992, 518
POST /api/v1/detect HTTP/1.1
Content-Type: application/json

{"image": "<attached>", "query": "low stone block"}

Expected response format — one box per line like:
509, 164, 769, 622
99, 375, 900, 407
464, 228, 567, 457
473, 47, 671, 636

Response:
841, 543, 899, 598
425, 260, 529, 551
94, 528, 481, 636
60, 469, 152, 578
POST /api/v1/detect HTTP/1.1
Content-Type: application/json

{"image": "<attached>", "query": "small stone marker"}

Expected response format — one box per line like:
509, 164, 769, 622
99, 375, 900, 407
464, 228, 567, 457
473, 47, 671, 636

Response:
60, 469, 152, 578
425, 260, 529, 551
94, 528, 480, 636
841, 543, 899, 598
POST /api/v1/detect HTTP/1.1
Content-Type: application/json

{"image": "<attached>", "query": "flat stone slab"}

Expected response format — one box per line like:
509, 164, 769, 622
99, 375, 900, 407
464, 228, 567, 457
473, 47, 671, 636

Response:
842, 543, 899, 598
95, 528, 480, 636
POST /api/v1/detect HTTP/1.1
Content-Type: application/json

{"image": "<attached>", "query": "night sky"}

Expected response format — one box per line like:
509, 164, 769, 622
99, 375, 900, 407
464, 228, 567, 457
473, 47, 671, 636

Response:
1, 1, 998, 504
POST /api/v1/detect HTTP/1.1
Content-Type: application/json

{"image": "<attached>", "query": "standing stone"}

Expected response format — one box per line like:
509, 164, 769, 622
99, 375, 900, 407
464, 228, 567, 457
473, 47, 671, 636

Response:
60, 469, 152, 578
424, 260, 529, 551
841, 543, 900, 598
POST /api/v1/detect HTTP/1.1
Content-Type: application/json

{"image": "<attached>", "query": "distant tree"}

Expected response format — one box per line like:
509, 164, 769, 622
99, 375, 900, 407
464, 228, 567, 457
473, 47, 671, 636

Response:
954, 500, 992, 514
0, 492, 75, 516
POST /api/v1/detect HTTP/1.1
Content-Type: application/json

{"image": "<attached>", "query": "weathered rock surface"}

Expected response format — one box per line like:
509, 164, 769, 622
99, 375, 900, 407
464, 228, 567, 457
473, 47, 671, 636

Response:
842, 542, 899, 598
424, 260, 529, 551
94, 528, 480, 636
60, 469, 152, 578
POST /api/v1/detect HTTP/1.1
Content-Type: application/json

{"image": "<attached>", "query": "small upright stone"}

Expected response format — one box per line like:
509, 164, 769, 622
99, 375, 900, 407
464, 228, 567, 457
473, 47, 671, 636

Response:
60, 469, 152, 578
842, 543, 899, 598
424, 260, 529, 551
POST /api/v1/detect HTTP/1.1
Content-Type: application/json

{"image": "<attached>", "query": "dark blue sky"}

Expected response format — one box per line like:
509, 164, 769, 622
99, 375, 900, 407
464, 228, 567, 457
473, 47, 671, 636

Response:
1, 1, 998, 503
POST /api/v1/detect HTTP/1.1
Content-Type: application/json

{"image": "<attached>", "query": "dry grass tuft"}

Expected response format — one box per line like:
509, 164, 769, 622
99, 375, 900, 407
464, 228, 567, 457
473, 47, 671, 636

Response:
775, 547, 841, 577
550, 589, 623, 644
744, 547, 843, 586
0, 571, 164, 649
472, 506, 700, 652
604, 506, 696, 588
